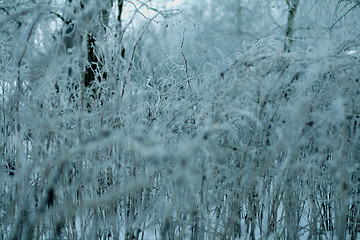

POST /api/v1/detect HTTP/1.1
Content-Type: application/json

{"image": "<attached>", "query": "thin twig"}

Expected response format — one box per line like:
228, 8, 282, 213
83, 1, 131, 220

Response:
181, 28, 191, 91
0, 5, 49, 28
121, 11, 162, 97
17, 14, 41, 93
120, 9, 196, 97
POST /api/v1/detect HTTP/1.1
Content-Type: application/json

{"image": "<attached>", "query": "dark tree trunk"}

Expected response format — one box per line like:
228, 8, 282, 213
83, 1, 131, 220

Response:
84, 34, 98, 88
284, 0, 299, 52
119, 0, 126, 58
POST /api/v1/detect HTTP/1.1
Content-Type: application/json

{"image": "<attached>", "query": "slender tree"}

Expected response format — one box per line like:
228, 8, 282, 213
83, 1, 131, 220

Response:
284, 0, 299, 52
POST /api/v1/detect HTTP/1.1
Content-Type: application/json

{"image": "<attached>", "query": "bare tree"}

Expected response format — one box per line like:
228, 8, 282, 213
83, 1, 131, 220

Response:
284, 0, 299, 52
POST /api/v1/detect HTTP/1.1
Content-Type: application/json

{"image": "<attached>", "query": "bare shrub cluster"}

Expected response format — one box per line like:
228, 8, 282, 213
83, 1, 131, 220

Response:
1, 1, 360, 239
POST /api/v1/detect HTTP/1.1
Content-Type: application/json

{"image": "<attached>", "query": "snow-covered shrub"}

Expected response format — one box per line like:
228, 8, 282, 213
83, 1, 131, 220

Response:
1, 1, 360, 240
210, 38, 360, 239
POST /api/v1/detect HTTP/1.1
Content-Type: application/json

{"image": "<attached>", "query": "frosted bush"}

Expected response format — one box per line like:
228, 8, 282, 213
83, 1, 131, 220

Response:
1, 1, 360, 239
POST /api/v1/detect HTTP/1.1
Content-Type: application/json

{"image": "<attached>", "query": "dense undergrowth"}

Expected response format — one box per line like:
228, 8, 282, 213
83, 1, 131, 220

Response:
1, 1, 360, 239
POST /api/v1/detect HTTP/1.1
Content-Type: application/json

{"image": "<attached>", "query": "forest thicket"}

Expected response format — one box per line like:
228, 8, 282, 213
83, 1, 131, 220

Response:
1, 0, 360, 239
